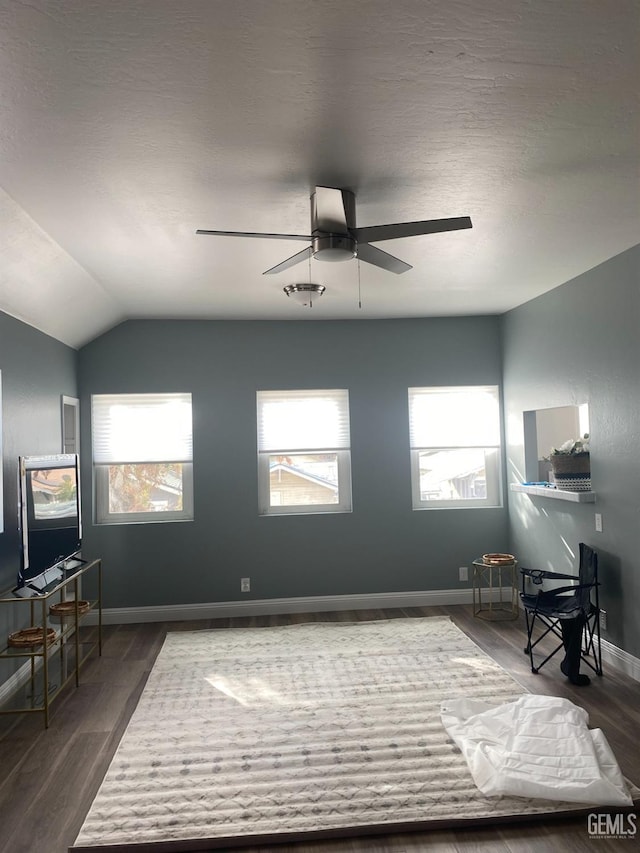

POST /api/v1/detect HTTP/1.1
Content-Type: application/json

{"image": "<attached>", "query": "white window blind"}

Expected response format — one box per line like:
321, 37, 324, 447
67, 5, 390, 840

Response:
92, 393, 193, 464
409, 386, 500, 449
408, 385, 502, 510
92, 393, 193, 525
257, 389, 351, 452
257, 389, 352, 515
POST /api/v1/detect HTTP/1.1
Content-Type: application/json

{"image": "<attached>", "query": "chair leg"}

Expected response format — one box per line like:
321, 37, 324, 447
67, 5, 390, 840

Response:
581, 613, 603, 676
523, 609, 537, 672
594, 612, 603, 675
523, 611, 565, 674
530, 626, 564, 672
523, 601, 603, 680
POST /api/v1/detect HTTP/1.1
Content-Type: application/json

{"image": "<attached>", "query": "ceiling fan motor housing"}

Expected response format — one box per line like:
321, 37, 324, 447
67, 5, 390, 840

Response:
310, 187, 357, 261
312, 234, 357, 262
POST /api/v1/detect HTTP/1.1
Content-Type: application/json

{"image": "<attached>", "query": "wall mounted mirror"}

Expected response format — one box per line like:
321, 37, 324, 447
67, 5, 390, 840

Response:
523, 404, 589, 481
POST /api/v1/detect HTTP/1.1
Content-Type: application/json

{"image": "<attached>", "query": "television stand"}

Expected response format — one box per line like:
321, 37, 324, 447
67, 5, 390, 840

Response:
0, 558, 102, 727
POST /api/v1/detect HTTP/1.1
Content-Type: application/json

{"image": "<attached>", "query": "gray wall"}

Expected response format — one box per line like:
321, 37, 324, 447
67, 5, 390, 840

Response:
78, 317, 508, 609
0, 311, 77, 624
2, 245, 638, 659
502, 245, 640, 658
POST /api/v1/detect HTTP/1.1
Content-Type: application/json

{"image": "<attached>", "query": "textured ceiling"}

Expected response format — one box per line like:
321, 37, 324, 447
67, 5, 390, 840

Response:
0, 0, 638, 348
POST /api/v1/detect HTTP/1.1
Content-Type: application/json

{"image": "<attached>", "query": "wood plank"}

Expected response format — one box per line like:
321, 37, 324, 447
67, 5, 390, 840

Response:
0, 605, 638, 853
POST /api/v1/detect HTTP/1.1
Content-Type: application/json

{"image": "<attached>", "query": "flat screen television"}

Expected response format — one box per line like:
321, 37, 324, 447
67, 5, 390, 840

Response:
17, 453, 82, 590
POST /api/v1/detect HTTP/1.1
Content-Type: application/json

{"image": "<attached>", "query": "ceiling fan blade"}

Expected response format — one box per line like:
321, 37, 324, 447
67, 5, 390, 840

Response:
352, 216, 472, 244
197, 229, 310, 241
313, 187, 349, 234
263, 246, 313, 275
356, 242, 412, 274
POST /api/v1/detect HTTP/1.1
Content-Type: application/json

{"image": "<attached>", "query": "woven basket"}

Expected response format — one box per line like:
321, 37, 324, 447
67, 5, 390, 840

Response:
50, 599, 90, 619
8, 627, 58, 648
550, 452, 590, 477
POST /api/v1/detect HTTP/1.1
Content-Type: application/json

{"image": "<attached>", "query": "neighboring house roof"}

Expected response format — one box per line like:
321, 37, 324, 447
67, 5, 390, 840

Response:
155, 470, 183, 496
418, 449, 485, 483
269, 462, 338, 495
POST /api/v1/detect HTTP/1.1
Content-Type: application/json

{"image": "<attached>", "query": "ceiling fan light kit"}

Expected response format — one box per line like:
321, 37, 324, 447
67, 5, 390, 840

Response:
197, 186, 472, 276
283, 283, 325, 307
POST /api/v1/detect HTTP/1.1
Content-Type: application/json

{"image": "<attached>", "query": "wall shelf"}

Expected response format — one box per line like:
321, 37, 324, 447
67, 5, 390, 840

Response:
510, 483, 596, 503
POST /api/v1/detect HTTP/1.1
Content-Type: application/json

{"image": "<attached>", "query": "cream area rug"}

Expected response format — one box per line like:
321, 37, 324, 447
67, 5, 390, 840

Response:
71, 617, 634, 851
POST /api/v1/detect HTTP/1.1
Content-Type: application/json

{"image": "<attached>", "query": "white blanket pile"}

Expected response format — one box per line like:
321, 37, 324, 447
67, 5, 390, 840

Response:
441, 694, 632, 806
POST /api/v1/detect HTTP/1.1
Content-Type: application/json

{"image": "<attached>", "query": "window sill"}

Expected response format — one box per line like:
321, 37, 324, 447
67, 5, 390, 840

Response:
509, 483, 596, 503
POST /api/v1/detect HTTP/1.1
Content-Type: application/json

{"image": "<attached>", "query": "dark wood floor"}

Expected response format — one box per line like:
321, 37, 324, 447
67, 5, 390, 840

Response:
0, 605, 638, 853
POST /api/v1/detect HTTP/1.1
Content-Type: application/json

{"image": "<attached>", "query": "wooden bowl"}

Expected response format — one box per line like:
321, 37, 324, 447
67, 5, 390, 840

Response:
482, 553, 515, 565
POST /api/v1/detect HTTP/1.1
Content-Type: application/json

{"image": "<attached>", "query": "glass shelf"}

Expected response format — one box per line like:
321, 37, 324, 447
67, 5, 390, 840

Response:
0, 638, 99, 713
0, 558, 102, 727
0, 600, 99, 658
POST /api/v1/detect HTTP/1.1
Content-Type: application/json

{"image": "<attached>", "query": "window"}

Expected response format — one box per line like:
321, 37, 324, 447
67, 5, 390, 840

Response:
92, 393, 193, 524
408, 386, 502, 509
257, 389, 352, 515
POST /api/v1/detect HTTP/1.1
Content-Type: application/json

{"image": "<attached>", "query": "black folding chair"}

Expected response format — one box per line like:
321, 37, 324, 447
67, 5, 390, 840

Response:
520, 542, 603, 677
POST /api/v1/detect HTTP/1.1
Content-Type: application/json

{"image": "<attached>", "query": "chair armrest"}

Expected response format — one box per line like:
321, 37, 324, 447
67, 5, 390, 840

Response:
534, 584, 580, 598
522, 582, 597, 611
520, 567, 578, 585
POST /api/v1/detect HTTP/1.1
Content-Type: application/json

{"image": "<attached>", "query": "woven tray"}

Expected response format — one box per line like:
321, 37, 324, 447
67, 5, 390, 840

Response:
8, 627, 58, 648
482, 553, 515, 565
50, 599, 90, 618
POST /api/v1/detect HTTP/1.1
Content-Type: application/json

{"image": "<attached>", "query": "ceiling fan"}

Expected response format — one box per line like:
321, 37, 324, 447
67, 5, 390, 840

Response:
197, 186, 472, 275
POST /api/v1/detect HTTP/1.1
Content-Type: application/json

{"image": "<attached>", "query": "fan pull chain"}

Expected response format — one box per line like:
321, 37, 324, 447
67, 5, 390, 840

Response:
357, 258, 362, 309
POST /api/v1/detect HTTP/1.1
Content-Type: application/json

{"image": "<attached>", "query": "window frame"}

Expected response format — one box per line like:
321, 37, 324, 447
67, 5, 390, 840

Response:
257, 389, 352, 517
94, 462, 194, 525
92, 393, 194, 526
408, 385, 503, 510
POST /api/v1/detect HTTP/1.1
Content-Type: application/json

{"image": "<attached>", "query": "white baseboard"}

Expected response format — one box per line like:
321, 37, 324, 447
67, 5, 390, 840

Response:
91, 587, 476, 625
88, 589, 640, 684
600, 637, 640, 682
3, 592, 639, 704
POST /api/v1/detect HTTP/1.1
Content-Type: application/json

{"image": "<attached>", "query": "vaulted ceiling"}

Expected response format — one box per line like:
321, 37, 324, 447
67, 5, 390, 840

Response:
1, 0, 638, 348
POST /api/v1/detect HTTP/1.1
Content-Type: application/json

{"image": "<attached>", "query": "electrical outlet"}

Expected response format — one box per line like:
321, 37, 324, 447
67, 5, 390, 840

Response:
595, 513, 603, 532
459, 566, 468, 582
241, 577, 250, 593
600, 609, 607, 631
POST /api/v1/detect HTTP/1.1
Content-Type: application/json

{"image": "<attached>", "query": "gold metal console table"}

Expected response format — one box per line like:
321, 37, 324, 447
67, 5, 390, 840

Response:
0, 558, 102, 727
